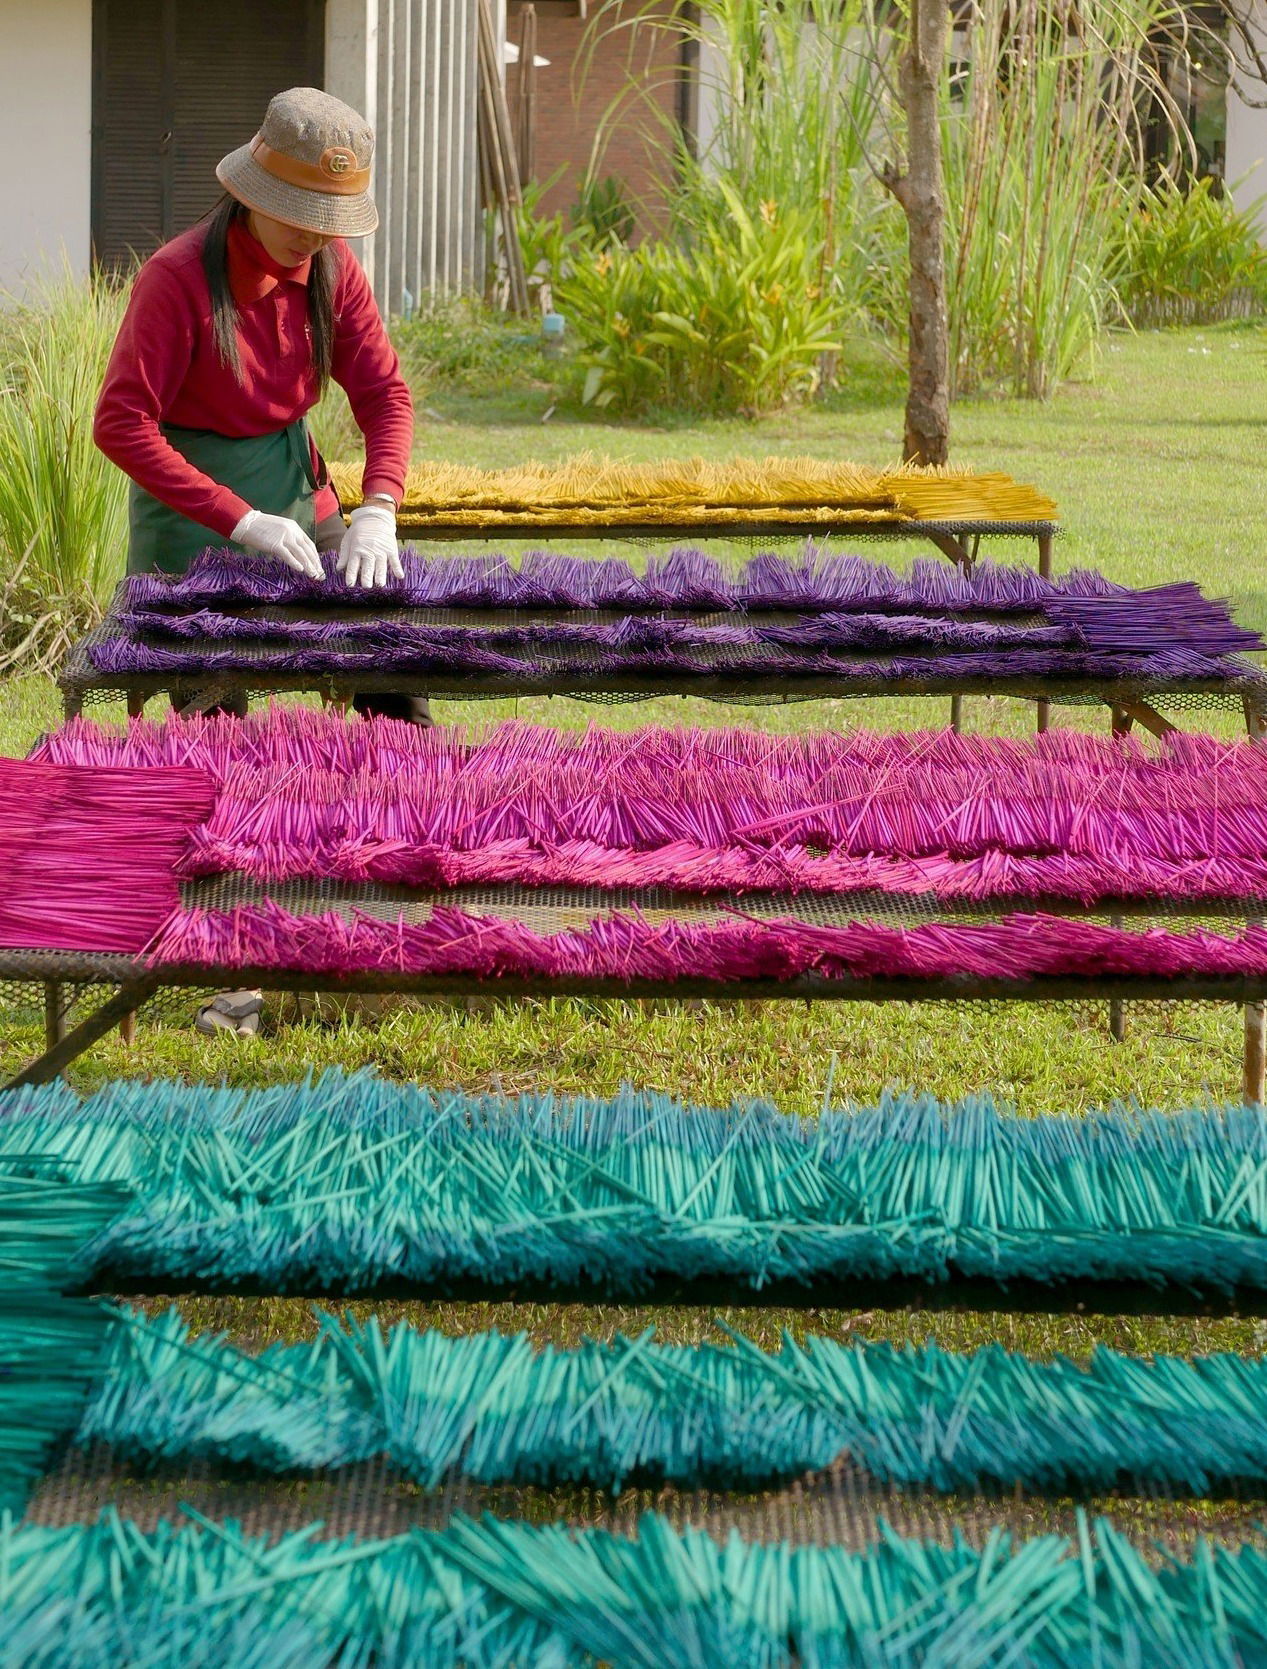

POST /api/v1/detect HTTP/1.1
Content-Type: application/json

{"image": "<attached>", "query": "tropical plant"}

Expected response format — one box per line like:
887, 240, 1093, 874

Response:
572, 175, 636, 246
1114, 174, 1267, 326
565, 0, 882, 412
555, 181, 849, 414
0, 266, 130, 673
587, 0, 1201, 408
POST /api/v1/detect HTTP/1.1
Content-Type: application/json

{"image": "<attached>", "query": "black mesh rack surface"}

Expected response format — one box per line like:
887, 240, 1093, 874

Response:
26, 1445, 1267, 1560
386, 516, 1060, 547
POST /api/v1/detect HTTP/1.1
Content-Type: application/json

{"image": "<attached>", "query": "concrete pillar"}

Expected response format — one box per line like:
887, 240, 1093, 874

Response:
325, 0, 381, 293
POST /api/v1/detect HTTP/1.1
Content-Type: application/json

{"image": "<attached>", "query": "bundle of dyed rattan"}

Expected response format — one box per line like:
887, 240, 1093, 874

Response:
30, 711, 1267, 988
89, 547, 1263, 693
78, 1298, 1267, 1495
41, 713, 1267, 904
0, 1052, 1264, 1668
9, 1510, 1267, 1667
0, 1113, 1265, 1666
0, 756, 214, 954
8, 1071, 1267, 1301
328, 453, 1059, 528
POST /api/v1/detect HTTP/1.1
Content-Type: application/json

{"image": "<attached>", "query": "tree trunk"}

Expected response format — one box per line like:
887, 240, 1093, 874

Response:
883, 0, 950, 465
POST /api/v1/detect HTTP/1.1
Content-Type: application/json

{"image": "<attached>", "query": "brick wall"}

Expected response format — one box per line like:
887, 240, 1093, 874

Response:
506, 0, 685, 238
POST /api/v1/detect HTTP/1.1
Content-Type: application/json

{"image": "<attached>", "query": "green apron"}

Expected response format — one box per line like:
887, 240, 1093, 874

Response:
127, 418, 323, 576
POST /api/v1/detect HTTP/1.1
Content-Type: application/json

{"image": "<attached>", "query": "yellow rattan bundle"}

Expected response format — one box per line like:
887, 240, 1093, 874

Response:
329, 454, 1058, 530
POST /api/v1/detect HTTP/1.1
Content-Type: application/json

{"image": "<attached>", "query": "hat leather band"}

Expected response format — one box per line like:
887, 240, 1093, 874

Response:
250, 136, 370, 196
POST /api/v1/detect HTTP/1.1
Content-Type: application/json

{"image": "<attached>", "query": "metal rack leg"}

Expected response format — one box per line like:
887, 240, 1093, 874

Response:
1035, 533, 1053, 734
1245, 1002, 1266, 1106
1108, 917, 1125, 1041
43, 982, 65, 1051
3, 977, 160, 1091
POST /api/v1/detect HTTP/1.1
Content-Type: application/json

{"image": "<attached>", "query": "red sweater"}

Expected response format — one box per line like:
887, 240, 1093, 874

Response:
94, 218, 412, 537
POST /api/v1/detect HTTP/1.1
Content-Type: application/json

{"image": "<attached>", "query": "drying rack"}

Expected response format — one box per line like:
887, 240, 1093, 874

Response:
59, 552, 1267, 748
6, 878, 1267, 1103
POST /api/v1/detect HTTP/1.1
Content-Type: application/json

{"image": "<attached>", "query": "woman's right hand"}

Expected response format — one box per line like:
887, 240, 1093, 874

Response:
231, 510, 324, 579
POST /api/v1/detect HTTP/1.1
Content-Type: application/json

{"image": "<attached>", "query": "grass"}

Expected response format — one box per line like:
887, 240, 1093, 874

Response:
4, 322, 1267, 1365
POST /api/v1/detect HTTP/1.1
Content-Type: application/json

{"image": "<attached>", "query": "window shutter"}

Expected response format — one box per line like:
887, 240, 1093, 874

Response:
91, 0, 167, 268
171, 0, 324, 233
93, 0, 324, 269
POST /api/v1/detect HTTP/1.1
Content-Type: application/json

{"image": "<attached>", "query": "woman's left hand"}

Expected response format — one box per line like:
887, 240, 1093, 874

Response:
337, 502, 405, 589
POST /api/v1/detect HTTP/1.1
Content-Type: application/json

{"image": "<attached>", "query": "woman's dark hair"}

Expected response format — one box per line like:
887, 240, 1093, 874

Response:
200, 194, 338, 390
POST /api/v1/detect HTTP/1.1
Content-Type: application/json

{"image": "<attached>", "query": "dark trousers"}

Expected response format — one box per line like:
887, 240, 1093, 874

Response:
169, 690, 432, 726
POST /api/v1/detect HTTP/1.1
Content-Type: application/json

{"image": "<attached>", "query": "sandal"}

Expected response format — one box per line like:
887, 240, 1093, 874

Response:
195, 989, 264, 1038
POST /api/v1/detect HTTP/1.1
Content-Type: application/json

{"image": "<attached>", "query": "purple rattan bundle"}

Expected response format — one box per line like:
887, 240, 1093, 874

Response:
95, 547, 1262, 687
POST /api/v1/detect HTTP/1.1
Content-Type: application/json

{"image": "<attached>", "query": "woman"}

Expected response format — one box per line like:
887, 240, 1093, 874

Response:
94, 84, 428, 726
95, 87, 427, 1036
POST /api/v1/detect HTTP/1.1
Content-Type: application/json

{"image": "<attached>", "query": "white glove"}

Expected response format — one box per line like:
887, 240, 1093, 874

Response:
336, 502, 404, 590
231, 509, 324, 580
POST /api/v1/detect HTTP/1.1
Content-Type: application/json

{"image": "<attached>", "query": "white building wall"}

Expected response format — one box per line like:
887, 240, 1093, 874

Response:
1, 0, 92, 295
326, 0, 380, 291
0, 0, 488, 310
1225, 2, 1267, 231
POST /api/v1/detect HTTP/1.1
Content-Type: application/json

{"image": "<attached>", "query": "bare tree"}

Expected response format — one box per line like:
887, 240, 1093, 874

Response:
879, 0, 951, 465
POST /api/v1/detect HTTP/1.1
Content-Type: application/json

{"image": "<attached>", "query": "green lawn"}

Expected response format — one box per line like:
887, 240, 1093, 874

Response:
3, 322, 1266, 1361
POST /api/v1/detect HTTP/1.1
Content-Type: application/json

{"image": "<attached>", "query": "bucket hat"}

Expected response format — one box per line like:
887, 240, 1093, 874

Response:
216, 87, 378, 238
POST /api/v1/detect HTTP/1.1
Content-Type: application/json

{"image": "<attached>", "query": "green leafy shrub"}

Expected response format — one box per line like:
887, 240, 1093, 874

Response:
572, 175, 636, 247
559, 0, 880, 415
554, 182, 848, 415
0, 267, 130, 673
515, 176, 588, 311
1114, 176, 1267, 327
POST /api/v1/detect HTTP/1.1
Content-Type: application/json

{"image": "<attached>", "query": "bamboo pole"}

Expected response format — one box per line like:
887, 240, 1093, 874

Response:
517, 5, 538, 185
476, 0, 531, 314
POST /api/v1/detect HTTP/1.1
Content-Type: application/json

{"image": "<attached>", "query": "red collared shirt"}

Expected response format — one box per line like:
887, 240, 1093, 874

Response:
94, 216, 412, 538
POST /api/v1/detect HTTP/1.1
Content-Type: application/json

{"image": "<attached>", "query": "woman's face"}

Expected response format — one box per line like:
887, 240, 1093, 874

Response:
246, 209, 333, 268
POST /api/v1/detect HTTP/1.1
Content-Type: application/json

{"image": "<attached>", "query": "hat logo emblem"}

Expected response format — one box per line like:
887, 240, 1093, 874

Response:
322, 146, 355, 177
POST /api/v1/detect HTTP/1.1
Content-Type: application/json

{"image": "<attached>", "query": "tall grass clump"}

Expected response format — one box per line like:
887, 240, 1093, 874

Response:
0, 267, 129, 673
1114, 174, 1267, 327
554, 0, 881, 414
872, 0, 1180, 398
